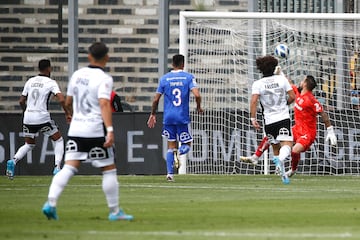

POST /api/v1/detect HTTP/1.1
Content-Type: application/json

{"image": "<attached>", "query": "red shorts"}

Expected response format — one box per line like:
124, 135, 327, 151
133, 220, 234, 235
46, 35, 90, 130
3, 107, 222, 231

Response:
292, 125, 316, 151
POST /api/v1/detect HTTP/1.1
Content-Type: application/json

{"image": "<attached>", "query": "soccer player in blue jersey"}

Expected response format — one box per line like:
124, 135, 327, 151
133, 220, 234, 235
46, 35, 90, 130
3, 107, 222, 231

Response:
147, 54, 203, 181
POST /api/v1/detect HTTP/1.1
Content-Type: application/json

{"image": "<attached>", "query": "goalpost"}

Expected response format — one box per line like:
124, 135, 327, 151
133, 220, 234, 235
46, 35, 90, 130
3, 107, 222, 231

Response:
179, 11, 360, 175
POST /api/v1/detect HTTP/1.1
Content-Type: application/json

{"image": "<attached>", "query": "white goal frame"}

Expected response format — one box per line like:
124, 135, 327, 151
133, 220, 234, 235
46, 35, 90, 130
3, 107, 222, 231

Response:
179, 11, 360, 175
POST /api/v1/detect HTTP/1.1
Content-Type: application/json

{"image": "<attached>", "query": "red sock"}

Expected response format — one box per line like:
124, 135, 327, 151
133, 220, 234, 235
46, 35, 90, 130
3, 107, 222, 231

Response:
255, 136, 270, 158
291, 151, 300, 171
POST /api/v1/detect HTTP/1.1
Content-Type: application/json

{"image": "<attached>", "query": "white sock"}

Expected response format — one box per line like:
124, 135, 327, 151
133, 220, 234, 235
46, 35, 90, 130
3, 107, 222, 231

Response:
279, 145, 291, 163
279, 145, 291, 176
52, 137, 64, 167
14, 143, 35, 164
48, 164, 77, 207
102, 169, 119, 214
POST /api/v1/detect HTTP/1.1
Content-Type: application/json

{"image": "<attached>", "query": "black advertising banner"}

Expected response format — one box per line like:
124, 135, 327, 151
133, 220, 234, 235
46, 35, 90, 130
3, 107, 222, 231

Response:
0, 113, 166, 176
0, 110, 359, 175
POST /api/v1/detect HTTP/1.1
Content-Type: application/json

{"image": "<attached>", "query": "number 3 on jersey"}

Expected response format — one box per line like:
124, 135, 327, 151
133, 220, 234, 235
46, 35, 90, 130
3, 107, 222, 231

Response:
172, 88, 182, 106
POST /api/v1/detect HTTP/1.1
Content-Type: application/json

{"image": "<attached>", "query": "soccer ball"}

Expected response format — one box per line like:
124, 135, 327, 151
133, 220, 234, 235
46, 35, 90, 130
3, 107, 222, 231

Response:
274, 44, 290, 58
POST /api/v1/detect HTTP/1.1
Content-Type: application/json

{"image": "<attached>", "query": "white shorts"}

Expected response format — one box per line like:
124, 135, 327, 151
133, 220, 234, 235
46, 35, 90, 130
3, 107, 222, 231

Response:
23, 120, 59, 139
65, 136, 115, 168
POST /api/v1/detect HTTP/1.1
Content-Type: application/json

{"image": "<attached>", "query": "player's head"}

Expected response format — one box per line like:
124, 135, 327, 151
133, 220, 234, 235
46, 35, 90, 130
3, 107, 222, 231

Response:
172, 54, 185, 69
38, 59, 51, 71
88, 42, 109, 62
256, 55, 278, 77
38, 59, 51, 76
303, 75, 317, 91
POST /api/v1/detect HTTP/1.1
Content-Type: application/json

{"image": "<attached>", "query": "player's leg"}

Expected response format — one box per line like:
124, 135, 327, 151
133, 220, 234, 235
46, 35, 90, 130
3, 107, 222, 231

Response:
175, 124, 193, 169
286, 130, 314, 178
162, 125, 177, 181
6, 134, 35, 179
287, 142, 306, 178
43, 161, 79, 220
13, 137, 36, 164
275, 120, 293, 184
166, 141, 177, 181
50, 131, 64, 175
101, 164, 133, 221
271, 142, 281, 173
278, 142, 292, 184
240, 136, 270, 165
89, 140, 133, 221
42, 137, 83, 220
45, 120, 64, 175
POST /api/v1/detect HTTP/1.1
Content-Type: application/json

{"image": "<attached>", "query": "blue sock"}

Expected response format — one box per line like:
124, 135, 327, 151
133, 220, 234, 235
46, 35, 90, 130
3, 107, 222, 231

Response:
179, 144, 190, 155
166, 149, 175, 174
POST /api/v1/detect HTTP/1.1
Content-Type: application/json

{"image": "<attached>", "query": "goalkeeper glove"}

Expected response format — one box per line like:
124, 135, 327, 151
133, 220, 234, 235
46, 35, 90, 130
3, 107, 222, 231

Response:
274, 65, 285, 76
325, 126, 337, 146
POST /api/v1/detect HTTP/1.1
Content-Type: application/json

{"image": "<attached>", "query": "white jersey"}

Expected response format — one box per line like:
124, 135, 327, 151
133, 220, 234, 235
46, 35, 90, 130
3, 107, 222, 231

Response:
251, 75, 292, 125
67, 66, 113, 138
22, 75, 61, 125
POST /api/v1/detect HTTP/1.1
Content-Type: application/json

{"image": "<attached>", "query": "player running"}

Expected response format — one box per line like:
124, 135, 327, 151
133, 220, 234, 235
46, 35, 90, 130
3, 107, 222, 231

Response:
287, 75, 337, 177
42, 42, 133, 221
147, 54, 203, 182
242, 56, 295, 184
6, 59, 68, 179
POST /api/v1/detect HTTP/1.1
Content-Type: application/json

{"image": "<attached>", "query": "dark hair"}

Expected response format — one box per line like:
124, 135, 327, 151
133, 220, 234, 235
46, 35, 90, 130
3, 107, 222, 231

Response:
89, 42, 109, 60
172, 54, 184, 68
38, 59, 51, 71
256, 55, 278, 77
305, 75, 317, 91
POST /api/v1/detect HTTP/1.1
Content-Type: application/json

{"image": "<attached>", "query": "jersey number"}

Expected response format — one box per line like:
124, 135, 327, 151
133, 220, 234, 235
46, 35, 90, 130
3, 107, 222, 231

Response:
263, 89, 285, 106
172, 88, 182, 106
73, 87, 91, 114
31, 89, 40, 106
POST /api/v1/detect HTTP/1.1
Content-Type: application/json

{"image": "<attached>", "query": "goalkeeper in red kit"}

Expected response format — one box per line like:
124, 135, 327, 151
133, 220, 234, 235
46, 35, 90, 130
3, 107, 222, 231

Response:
286, 75, 337, 177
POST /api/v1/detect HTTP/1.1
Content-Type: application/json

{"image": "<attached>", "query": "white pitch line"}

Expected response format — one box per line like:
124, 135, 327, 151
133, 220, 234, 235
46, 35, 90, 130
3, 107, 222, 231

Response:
27, 230, 355, 239
122, 183, 360, 194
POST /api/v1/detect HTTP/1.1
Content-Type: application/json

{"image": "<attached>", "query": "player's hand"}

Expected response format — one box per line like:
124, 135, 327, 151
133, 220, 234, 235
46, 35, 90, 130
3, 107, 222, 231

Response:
251, 118, 261, 131
103, 131, 114, 148
65, 113, 72, 124
147, 114, 156, 128
325, 126, 337, 146
274, 65, 284, 76
197, 107, 204, 114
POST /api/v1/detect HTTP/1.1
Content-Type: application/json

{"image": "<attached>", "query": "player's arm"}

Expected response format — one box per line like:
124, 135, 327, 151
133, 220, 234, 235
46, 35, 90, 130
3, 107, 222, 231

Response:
19, 95, 27, 112
250, 94, 261, 130
319, 111, 332, 128
286, 89, 295, 105
99, 98, 114, 148
64, 95, 73, 124
319, 110, 337, 146
147, 93, 161, 128
191, 88, 204, 113
54, 92, 71, 116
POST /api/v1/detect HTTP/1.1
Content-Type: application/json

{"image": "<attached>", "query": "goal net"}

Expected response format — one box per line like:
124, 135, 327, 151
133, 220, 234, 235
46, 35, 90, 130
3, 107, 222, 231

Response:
179, 12, 360, 175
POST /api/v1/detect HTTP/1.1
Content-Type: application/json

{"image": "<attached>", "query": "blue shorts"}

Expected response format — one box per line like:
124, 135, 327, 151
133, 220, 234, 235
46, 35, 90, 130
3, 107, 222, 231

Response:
162, 124, 193, 143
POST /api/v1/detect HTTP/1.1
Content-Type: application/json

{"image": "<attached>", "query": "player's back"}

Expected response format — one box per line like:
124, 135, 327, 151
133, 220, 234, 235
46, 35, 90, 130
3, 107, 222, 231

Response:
159, 70, 196, 125
67, 66, 113, 138
252, 75, 292, 125
22, 75, 60, 124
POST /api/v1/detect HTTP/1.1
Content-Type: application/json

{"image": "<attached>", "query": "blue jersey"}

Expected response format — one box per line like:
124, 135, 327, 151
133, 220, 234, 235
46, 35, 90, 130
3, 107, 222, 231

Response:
157, 70, 198, 125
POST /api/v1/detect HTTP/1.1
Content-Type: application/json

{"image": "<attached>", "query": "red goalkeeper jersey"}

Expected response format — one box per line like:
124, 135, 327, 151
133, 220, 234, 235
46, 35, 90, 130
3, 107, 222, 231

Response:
292, 85, 323, 136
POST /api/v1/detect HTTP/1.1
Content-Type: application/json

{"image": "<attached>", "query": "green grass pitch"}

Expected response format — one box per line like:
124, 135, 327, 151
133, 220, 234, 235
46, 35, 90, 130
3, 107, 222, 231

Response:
1, 174, 359, 240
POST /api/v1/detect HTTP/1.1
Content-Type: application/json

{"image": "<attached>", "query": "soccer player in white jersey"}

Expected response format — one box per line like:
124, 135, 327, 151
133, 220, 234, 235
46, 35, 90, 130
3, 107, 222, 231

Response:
6, 59, 67, 179
42, 42, 133, 221
242, 56, 295, 184
147, 54, 203, 182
